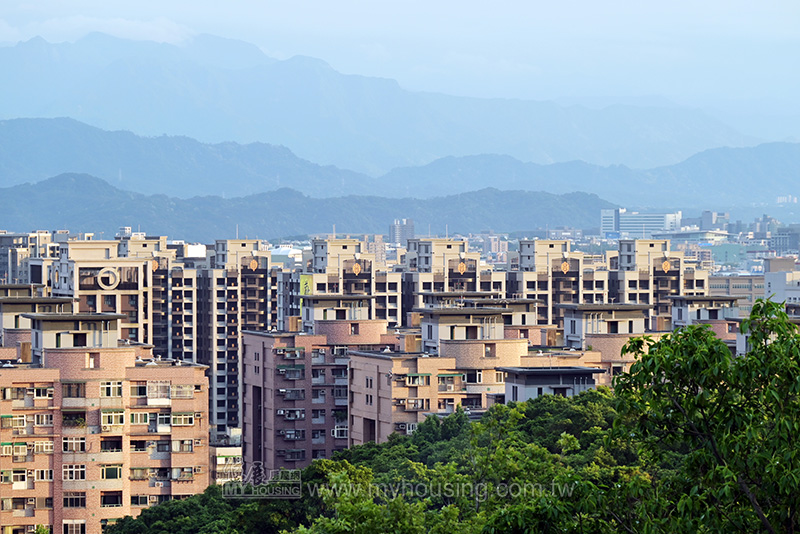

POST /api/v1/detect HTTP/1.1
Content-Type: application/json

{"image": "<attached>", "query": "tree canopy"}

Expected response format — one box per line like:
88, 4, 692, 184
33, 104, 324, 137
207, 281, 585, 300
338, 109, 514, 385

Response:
108, 299, 800, 534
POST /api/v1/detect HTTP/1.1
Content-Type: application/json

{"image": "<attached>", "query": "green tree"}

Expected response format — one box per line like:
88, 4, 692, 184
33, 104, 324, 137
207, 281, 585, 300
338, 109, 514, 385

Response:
613, 299, 800, 533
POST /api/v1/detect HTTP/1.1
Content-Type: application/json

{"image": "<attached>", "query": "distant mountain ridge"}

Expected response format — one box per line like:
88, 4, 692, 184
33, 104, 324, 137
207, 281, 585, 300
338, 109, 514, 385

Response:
0, 33, 757, 174
0, 118, 796, 207
0, 173, 616, 242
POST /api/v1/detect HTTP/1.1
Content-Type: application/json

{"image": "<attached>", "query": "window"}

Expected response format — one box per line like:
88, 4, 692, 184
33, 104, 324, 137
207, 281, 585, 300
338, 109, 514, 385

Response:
495, 372, 505, 383
5, 415, 26, 428
170, 384, 193, 398
156, 441, 170, 452
365, 376, 373, 389
101, 411, 124, 426
365, 394, 373, 406
130, 382, 147, 397
131, 495, 149, 506
100, 381, 122, 397
63, 382, 86, 398
63, 438, 86, 453
35, 413, 54, 426
34, 387, 54, 398
101, 465, 122, 479
34, 441, 54, 454
172, 440, 193, 453
130, 412, 149, 425
172, 467, 194, 480
63, 464, 86, 481
148, 380, 171, 399
63, 492, 86, 508
172, 413, 195, 426
464, 371, 482, 384
35, 469, 53, 481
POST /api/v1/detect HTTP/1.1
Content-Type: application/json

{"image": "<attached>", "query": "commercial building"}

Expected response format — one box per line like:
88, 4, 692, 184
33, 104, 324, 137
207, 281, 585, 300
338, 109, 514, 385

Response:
600, 208, 682, 239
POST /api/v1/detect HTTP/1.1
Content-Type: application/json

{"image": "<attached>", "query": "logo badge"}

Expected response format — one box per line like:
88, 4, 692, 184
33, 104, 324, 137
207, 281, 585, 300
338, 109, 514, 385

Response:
560, 261, 570, 274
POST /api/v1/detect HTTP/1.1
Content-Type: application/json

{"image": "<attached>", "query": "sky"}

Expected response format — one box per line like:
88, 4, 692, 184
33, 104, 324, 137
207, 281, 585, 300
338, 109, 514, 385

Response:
1, 1, 799, 134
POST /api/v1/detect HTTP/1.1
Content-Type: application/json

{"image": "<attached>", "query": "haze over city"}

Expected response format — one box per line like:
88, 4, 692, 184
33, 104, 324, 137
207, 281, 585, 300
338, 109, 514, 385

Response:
1, 3, 800, 533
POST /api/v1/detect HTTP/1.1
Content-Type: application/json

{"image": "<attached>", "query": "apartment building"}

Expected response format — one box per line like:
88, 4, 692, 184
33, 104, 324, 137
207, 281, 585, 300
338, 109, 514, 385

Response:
560, 303, 650, 351
500, 366, 607, 402
708, 274, 765, 316
670, 295, 741, 341
40, 239, 158, 346
279, 238, 404, 329
507, 240, 610, 326
0, 293, 75, 361
0, 230, 69, 285
401, 238, 495, 323
0, 312, 209, 534
349, 350, 459, 445
241, 313, 398, 471
611, 239, 708, 331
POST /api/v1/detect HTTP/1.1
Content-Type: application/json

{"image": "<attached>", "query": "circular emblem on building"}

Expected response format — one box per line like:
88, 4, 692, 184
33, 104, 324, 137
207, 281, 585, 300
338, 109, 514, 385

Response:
457, 262, 467, 275
662, 260, 670, 273
560, 261, 570, 274
97, 267, 120, 290
352, 263, 362, 275
249, 259, 258, 271
151, 259, 159, 272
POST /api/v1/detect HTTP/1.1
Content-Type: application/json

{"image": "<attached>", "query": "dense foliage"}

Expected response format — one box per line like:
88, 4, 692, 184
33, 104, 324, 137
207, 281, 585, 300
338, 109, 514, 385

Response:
109, 300, 800, 533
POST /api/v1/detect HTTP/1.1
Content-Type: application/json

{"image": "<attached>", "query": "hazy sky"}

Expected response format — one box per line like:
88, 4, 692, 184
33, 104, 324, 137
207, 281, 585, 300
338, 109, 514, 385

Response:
1, 0, 798, 108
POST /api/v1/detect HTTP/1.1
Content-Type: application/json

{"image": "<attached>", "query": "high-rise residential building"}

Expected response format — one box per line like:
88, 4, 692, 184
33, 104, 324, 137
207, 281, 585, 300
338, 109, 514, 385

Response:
507, 240, 610, 326
277, 237, 404, 330
30, 234, 272, 443
389, 219, 415, 247
0, 312, 210, 534
242, 297, 398, 470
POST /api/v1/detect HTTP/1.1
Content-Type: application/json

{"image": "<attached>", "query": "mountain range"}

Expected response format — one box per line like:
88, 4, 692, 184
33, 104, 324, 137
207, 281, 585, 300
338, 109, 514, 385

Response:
0, 33, 757, 175
0, 118, 797, 207
0, 174, 616, 242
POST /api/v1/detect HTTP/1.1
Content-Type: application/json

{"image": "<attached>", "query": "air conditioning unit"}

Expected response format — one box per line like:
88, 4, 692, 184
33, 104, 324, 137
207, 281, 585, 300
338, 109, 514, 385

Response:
193, 466, 202, 473
318, 348, 326, 354
446, 384, 454, 392
278, 430, 286, 435
194, 412, 203, 419
276, 349, 285, 355
278, 369, 286, 374
149, 495, 159, 502
276, 409, 285, 416
395, 423, 407, 430
194, 439, 203, 446
102, 425, 111, 432
26, 388, 34, 396
27, 497, 35, 505
155, 481, 164, 488
278, 389, 286, 395
17, 428, 27, 435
